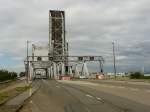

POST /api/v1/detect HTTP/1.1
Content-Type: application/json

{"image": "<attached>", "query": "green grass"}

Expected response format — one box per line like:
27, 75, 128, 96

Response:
108, 76, 129, 80
108, 76, 150, 82
15, 85, 31, 92
0, 85, 31, 103
0, 92, 9, 101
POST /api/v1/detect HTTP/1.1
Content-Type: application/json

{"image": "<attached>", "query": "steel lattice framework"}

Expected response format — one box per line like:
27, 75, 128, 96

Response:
49, 10, 66, 60
24, 10, 105, 80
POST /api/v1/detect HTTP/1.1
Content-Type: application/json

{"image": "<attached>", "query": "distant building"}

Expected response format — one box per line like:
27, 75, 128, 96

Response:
107, 72, 129, 77
144, 73, 150, 76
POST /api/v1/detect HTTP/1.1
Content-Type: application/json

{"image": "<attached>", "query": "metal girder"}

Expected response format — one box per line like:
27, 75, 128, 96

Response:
49, 10, 65, 61
24, 10, 105, 80
26, 55, 104, 62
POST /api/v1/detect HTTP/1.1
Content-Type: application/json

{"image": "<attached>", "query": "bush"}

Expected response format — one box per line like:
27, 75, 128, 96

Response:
129, 72, 150, 79
0, 69, 17, 82
129, 72, 144, 79
141, 76, 150, 79
19, 72, 25, 77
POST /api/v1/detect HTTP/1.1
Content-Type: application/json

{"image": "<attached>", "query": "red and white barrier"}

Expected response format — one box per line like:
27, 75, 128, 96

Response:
58, 76, 71, 80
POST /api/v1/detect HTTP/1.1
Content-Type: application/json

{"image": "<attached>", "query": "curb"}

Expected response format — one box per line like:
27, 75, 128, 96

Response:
0, 84, 40, 112
15, 85, 40, 112
0, 82, 31, 106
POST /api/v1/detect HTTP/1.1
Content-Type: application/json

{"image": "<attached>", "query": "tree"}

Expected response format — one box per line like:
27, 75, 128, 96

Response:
19, 72, 25, 77
0, 69, 17, 82
129, 72, 144, 79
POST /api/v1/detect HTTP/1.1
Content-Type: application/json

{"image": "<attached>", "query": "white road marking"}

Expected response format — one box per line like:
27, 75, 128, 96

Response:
100, 85, 106, 87
145, 90, 150, 93
85, 108, 91, 112
56, 86, 60, 88
86, 94, 93, 98
96, 97, 102, 101
100, 85, 115, 88
130, 88, 139, 91
118, 86, 125, 89
109, 86, 115, 88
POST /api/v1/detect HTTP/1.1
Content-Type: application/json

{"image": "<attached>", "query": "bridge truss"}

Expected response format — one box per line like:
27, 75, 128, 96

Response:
24, 10, 105, 80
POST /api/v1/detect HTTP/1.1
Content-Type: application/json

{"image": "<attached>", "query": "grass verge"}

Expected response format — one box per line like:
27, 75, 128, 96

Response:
0, 85, 31, 105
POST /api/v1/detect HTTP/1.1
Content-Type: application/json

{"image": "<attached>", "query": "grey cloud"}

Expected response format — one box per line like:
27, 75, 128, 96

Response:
0, 0, 150, 72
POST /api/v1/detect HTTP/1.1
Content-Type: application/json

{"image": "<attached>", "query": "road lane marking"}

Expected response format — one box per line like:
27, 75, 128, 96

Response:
146, 90, 150, 93
56, 86, 60, 88
100, 85, 115, 88
118, 86, 125, 89
100, 85, 106, 87
85, 108, 91, 112
30, 100, 33, 103
96, 97, 102, 101
130, 88, 139, 91
86, 94, 93, 98
109, 86, 115, 88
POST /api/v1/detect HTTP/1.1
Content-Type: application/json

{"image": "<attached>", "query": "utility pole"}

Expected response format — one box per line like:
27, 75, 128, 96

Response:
26, 40, 29, 82
112, 42, 116, 79
99, 60, 103, 73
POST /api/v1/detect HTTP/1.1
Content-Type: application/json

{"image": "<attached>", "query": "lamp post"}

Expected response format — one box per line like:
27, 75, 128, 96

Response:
26, 40, 30, 82
112, 42, 116, 79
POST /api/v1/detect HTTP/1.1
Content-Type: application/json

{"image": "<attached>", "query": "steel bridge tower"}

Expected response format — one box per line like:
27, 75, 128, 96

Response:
25, 10, 104, 80
49, 10, 68, 74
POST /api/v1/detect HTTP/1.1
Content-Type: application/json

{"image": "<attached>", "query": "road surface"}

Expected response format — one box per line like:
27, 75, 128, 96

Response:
20, 80, 150, 112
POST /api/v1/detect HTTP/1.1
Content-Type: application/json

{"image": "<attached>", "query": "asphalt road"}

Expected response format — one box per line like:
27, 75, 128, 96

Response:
20, 80, 150, 112
86, 79, 150, 90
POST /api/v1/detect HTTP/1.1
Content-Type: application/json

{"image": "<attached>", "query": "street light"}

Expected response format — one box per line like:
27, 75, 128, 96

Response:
112, 42, 117, 79
26, 40, 31, 82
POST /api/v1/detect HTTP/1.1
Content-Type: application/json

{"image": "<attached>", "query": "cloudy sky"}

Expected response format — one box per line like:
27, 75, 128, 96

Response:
0, 0, 150, 73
